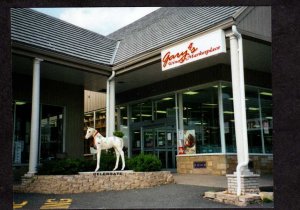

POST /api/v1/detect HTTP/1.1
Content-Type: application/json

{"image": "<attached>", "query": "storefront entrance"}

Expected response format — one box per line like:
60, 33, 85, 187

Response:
143, 126, 177, 169
131, 123, 177, 170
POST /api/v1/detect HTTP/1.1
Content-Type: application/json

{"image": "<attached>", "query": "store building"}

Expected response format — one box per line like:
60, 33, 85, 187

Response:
12, 6, 271, 177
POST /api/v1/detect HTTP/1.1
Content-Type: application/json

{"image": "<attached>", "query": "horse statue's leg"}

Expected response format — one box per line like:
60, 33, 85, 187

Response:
120, 149, 125, 170
115, 146, 125, 171
95, 149, 101, 172
113, 148, 120, 171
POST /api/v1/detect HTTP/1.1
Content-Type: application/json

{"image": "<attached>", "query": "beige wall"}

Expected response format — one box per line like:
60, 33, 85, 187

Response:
177, 154, 273, 175
84, 90, 106, 112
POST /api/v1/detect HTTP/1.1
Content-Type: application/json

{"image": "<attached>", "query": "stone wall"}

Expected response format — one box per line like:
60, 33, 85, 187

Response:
177, 154, 273, 175
13, 171, 174, 194
177, 155, 227, 175
226, 155, 273, 175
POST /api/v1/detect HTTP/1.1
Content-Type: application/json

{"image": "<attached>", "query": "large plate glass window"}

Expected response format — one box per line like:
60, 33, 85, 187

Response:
222, 83, 272, 154
182, 86, 221, 153
40, 105, 64, 161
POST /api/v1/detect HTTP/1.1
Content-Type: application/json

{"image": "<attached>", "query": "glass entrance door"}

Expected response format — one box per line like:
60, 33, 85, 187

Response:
142, 126, 177, 169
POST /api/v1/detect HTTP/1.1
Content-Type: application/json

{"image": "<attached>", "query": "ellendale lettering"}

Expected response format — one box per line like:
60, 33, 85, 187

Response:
162, 42, 221, 68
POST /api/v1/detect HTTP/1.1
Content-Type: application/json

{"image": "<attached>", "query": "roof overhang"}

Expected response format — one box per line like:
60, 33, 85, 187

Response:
12, 41, 112, 77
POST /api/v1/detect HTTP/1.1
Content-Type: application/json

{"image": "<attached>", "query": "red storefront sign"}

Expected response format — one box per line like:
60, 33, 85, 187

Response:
161, 29, 226, 71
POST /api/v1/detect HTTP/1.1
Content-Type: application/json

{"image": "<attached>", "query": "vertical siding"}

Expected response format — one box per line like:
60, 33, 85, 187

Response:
237, 7, 271, 41
84, 90, 106, 112
13, 73, 84, 158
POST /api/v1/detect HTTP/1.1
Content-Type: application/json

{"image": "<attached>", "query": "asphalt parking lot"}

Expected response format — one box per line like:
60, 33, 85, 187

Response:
13, 183, 274, 209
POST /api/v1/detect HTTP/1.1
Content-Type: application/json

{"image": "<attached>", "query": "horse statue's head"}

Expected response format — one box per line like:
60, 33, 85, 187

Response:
85, 127, 95, 139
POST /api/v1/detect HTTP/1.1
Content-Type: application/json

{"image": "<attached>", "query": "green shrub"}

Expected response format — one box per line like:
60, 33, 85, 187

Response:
38, 151, 129, 175
127, 154, 162, 172
113, 130, 124, 138
262, 197, 273, 203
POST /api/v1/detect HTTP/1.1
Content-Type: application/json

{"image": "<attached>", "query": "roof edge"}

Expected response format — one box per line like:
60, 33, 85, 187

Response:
113, 18, 236, 74
27, 8, 117, 42
110, 41, 121, 65
12, 41, 112, 76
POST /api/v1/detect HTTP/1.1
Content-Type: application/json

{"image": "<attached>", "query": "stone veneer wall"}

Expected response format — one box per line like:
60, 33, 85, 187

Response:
177, 154, 273, 175
177, 155, 228, 175
13, 171, 174, 194
226, 155, 273, 174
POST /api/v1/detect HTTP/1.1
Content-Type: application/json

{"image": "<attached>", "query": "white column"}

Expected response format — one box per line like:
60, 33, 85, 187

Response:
109, 78, 115, 137
229, 34, 248, 174
27, 58, 43, 176
105, 81, 110, 137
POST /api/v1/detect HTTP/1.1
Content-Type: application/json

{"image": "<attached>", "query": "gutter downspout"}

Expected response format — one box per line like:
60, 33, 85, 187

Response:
232, 25, 249, 196
106, 70, 115, 137
106, 41, 120, 137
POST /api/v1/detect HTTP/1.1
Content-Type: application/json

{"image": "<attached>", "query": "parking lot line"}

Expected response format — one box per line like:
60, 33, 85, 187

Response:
13, 201, 28, 209
40, 198, 72, 209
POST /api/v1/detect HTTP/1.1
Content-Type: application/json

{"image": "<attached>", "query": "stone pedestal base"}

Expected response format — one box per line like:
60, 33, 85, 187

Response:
226, 172, 260, 195
204, 191, 261, 207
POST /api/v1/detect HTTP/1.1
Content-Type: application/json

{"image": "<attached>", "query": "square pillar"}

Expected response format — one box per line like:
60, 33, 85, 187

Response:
227, 173, 260, 195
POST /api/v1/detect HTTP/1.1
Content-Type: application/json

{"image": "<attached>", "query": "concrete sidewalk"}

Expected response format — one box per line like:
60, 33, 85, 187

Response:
173, 173, 273, 188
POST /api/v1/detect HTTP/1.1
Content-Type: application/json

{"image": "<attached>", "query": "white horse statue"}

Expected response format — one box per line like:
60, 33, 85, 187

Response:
85, 127, 125, 172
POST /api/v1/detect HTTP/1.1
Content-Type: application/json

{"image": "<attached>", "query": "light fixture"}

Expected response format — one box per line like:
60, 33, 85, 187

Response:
156, 110, 167, 114
137, 114, 152, 117
266, 116, 273, 120
183, 107, 192, 110
183, 91, 198, 95
120, 106, 126, 109
224, 111, 234, 114
248, 107, 260, 111
260, 92, 272, 96
15, 101, 26, 105
162, 97, 173, 101
202, 103, 218, 106
194, 122, 207, 125
213, 85, 227, 88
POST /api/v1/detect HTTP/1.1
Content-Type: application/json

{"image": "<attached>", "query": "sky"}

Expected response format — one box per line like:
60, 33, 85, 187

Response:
33, 7, 160, 36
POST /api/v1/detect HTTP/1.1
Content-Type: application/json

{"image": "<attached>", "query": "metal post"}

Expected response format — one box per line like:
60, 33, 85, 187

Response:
27, 58, 43, 176
218, 82, 226, 153
127, 104, 132, 158
258, 89, 266, 154
177, 93, 184, 154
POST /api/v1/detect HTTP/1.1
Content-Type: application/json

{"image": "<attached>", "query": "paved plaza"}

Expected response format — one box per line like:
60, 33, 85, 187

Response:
13, 173, 273, 209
